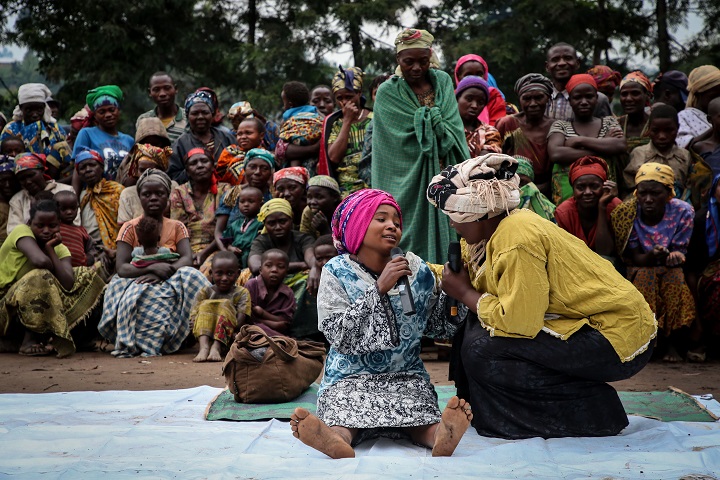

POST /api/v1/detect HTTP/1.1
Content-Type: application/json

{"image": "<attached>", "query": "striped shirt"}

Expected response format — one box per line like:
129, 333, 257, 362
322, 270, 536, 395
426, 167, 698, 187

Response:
136, 105, 188, 144
59, 223, 90, 267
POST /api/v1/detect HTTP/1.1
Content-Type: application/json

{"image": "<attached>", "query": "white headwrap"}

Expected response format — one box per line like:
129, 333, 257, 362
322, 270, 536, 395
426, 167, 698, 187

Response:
15, 83, 56, 124
427, 153, 521, 223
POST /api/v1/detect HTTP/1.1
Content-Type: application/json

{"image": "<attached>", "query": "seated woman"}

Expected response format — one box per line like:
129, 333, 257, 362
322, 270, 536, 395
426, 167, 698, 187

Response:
431, 153, 656, 439
272, 167, 309, 230
7, 153, 77, 234
316, 66, 373, 195
455, 76, 502, 157
617, 71, 653, 154
0, 199, 105, 357
454, 54, 506, 126
290, 189, 472, 459
215, 117, 265, 185
247, 198, 319, 338
170, 148, 230, 268
0, 155, 20, 245
611, 162, 696, 362
496, 74, 555, 195
74, 149, 124, 257
71, 85, 135, 181
515, 156, 555, 222
686, 173, 720, 359
555, 156, 621, 256
117, 143, 175, 226
547, 74, 627, 205
98, 169, 211, 357
299, 175, 342, 238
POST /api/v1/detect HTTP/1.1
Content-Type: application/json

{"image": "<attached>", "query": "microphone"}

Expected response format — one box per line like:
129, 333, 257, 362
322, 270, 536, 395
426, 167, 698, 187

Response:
447, 241, 461, 317
390, 247, 416, 316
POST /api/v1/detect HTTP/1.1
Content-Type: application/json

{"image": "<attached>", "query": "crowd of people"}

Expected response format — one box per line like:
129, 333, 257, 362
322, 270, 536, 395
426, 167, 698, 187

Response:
0, 26, 719, 454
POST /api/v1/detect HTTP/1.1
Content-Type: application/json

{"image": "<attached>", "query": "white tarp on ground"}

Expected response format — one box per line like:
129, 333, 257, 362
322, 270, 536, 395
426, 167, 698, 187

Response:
0, 386, 719, 479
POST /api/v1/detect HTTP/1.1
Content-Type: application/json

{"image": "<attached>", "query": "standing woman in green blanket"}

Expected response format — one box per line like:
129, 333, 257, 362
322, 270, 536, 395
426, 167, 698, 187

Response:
371, 28, 470, 264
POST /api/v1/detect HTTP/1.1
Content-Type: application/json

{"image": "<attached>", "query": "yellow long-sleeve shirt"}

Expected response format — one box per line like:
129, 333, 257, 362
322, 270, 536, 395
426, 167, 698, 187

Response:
471, 209, 657, 362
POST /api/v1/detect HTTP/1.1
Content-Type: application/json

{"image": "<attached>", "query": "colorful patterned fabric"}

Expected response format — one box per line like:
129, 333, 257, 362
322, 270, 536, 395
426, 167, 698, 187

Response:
496, 115, 552, 185
332, 66, 364, 94
636, 162, 676, 197
566, 74, 598, 93
587, 66, 621, 92
464, 123, 502, 156
243, 147, 275, 169
331, 188, 402, 255
0, 266, 105, 358
216, 145, 247, 185
620, 71, 653, 95
0, 155, 14, 173
273, 167, 309, 187
316, 252, 455, 429
86, 85, 123, 111
13, 152, 46, 174
327, 114, 373, 194
190, 285, 251, 346
518, 182, 556, 221
227, 101, 253, 120
126, 144, 172, 178
170, 182, 229, 253
257, 198, 293, 234
79, 178, 124, 250
98, 267, 210, 357
279, 112, 323, 146
74, 148, 104, 170
706, 174, 720, 257
184, 90, 215, 118
1, 120, 68, 162
515, 156, 535, 179
371, 68, 469, 263
628, 197, 694, 255
548, 116, 622, 205
394, 29, 440, 74
514, 73, 554, 98
626, 266, 695, 335
427, 153, 520, 223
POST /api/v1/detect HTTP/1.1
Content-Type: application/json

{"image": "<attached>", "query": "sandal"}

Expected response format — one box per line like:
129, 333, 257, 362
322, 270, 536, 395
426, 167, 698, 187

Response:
19, 343, 52, 356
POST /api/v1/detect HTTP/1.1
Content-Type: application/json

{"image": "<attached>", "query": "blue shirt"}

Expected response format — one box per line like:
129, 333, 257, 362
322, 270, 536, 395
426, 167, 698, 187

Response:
72, 127, 134, 180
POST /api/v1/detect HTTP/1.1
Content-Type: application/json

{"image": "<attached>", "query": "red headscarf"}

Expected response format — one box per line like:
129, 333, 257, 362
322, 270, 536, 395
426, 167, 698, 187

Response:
454, 54, 489, 83
566, 74, 598, 94
185, 147, 218, 194
569, 156, 608, 184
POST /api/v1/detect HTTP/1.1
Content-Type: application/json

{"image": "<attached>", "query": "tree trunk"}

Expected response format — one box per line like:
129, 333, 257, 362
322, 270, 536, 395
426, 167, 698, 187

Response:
349, 20, 363, 69
593, 0, 606, 65
657, 0, 671, 70
248, 0, 257, 45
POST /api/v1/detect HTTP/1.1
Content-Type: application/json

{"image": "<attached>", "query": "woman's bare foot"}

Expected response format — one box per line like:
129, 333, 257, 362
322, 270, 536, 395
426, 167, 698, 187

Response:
206, 341, 224, 362
193, 346, 210, 362
290, 408, 355, 459
432, 396, 473, 457
662, 346, 683, 363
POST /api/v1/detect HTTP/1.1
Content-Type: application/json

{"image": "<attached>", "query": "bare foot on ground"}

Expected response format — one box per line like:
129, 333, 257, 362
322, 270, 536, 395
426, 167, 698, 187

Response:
193, 346, 209, 363
290, 407, 355, 459
206, 342, 224, 362
432, 396, 472, 457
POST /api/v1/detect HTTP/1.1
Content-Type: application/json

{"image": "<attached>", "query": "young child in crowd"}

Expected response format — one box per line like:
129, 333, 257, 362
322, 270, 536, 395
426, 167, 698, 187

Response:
313, 234, 338, 270
54, 190, 95, 267
624, 104, 691, 197
692, 97, 720, 177
1, 137, 25, 158
277, 81, 323, 172
221, 186, 264, 269
310, 85, 335, 117
130, 215, 179, 267
190, 251, 251, 362
244, 248, 296, 336
216, 118, 266, 185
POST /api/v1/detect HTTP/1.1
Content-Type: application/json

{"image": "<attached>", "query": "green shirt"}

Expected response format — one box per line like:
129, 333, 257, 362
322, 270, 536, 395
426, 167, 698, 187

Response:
0, 224, 71, 289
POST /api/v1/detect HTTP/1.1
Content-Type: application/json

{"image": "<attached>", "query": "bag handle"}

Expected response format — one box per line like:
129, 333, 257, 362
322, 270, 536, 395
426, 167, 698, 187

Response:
232, 324, 298, 362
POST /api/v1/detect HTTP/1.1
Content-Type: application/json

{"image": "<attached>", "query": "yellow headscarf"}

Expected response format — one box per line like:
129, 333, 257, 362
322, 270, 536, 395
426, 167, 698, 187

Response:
635, 162, 675, 198
332, 66, 364, 94
394, 28, 441, 77
258, 198, 293, 234
686, 65, 720, 109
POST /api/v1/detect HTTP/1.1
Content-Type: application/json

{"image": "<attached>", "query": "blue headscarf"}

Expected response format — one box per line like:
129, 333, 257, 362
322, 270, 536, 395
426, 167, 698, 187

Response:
184, 90, 215, 118
0, 154, 15, 174
706, 173, 720, 257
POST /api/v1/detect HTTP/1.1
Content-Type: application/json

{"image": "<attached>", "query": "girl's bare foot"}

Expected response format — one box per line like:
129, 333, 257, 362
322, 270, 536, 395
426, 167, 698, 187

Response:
432, 396, 472, 457
290, 408, 355, 459
193, 346, 210, 362
206, 341, 224, 362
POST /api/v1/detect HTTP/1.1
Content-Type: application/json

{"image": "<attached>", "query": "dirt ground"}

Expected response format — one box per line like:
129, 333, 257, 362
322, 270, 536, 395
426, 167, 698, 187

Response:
1, 347, 718, 397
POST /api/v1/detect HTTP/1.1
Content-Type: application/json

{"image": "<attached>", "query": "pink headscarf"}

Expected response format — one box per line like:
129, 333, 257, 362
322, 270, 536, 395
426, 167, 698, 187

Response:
331, 189, 402, 255
454, 54, 489, 83
454, 54, 492, 123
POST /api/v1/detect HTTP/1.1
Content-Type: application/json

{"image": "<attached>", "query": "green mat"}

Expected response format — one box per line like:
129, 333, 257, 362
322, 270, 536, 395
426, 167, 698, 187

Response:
205, 385, 718, 423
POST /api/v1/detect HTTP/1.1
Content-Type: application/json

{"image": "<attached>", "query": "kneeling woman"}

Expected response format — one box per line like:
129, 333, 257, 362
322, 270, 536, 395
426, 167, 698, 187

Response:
290, 189, 472, 459
0, 199, 105, 357
431, 153, 656, 439
98, 169, 211, 357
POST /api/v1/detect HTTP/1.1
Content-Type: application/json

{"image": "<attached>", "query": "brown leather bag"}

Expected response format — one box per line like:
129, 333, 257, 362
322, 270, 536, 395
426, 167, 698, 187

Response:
221, 325, 326, 403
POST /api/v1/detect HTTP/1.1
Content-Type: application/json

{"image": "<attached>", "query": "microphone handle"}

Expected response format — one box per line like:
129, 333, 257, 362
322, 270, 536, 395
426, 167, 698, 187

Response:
397, 276, 416, 316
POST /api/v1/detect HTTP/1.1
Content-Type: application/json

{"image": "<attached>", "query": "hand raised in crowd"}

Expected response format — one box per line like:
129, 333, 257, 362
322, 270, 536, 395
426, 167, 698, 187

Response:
307, 265, 320, 296
44, 232, 63, 250
376, 256, 412, 295
311, 211, 329, 233
598, 180, 618, 208
340, 99, 359, 122
666, 251, 686, 267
